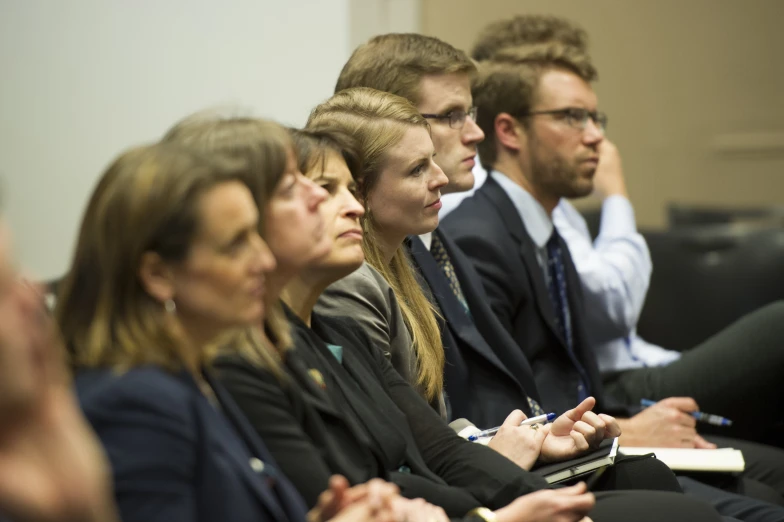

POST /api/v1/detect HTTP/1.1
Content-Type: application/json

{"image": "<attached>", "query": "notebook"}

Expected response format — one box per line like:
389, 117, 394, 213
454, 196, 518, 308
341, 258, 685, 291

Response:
619, 447, 745, 473
532, 437, 619, 484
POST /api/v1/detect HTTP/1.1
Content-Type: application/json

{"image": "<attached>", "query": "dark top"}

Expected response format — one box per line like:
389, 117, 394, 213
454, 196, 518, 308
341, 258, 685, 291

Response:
75, 366, 309, 522
441, 175, 633, 417
215, 307, 551, 518
407, 231, 543, 427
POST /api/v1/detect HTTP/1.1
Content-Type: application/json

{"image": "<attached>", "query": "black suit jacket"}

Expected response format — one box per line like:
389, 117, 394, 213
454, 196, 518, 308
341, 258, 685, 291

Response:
408, 232, 542, 427
217, 308, 551, 517
442, 175, 630, 416
75, 366, 309, 522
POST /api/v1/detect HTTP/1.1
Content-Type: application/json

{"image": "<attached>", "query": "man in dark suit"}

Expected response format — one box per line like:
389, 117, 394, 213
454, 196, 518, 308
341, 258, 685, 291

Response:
333, 33, 547, 428
441, 42, 784, 500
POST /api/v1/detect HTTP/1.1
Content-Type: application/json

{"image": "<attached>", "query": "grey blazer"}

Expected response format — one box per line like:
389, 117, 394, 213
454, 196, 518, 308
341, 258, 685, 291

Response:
316, 262, 447, 419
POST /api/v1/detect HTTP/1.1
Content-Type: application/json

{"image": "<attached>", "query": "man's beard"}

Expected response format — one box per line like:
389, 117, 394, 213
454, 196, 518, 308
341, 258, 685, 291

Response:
529, 144, 594, 200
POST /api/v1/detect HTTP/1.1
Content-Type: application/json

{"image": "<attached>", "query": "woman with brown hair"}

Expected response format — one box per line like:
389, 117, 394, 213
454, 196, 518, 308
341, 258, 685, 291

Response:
57, 139, 398, 522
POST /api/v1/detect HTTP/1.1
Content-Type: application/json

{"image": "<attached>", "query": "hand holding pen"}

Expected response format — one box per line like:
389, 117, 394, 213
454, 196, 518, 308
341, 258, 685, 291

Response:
641, 399, 733, 427
468, 413, 557, 442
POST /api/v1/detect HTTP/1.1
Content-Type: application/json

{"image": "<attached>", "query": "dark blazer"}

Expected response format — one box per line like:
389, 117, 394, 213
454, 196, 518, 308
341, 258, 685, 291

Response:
441, 175, 629, 416
75, 366, 309, 522
407, 232, 542, 427
216, 308, 551, 518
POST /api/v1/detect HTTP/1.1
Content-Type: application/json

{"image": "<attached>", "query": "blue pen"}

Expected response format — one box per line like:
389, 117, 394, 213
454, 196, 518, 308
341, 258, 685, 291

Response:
640, 399, 733, 427
467, 412, 557, 441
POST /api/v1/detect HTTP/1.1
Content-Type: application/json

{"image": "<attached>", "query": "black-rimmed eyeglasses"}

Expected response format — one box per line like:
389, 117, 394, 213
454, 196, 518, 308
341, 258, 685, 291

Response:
522, 107, 607, 132
421, 107, 478, 129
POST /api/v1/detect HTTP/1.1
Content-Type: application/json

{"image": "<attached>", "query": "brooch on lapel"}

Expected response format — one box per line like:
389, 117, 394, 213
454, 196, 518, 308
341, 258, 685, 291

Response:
308, 369, 327, 390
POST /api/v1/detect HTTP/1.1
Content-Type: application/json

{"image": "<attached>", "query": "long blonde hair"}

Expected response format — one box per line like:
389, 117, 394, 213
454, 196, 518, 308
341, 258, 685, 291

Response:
307, 87, 445, 401
162, 111, 295, 376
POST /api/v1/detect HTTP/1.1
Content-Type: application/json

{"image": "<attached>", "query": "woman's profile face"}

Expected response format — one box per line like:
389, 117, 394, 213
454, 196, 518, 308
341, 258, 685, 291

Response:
305, 150, 365, 277
366, 126, 448, 242
264, 147, 331, 273
168, 181, 275, 333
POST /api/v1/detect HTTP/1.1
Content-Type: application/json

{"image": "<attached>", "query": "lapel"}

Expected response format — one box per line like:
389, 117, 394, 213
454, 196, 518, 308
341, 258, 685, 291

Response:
407, 233, 522, 386
285, 351, 344, 419
301, 312, 406, 466
197, 372, 297, 522
479, 175, 567, 348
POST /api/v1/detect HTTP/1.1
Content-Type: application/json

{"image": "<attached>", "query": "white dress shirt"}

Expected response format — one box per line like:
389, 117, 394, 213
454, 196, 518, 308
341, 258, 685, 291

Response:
443, 164, 680, 371
554, 197, 681, 371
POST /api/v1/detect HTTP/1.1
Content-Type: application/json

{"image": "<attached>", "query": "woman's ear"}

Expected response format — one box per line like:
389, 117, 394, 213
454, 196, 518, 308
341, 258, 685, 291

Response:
495, 113, 525, 152
138, 251, 175, 304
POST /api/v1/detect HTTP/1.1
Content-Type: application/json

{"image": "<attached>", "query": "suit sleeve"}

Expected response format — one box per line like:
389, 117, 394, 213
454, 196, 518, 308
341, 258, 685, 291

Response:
84, 384, 198, 522
316, 263, 417, 385
214, 356, 333, 508
370, 341, 551, 509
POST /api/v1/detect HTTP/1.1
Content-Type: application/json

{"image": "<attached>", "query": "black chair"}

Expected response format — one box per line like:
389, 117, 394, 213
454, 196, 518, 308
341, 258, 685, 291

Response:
668, 203, 784, 228
637, 224, 784, 351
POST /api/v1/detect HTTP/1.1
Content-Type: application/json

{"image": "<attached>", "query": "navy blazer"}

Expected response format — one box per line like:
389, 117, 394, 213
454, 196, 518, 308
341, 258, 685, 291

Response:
75, 366, 310, 522
442, 176, 631, 416
407, 232, 543, 427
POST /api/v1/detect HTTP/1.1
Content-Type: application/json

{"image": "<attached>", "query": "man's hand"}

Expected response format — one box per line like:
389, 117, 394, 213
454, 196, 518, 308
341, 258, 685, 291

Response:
488, 409, 547, 470
617, 397, 718, 448
592, 140, 627, 199
539, 397, 621, 463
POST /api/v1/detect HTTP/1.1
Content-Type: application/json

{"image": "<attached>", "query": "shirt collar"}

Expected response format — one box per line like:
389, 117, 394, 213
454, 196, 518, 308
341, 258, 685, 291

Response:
418, 232, 433, 250
490, 170, 554, 248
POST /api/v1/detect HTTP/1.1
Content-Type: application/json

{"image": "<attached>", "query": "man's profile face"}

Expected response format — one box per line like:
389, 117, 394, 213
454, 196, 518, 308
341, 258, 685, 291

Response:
416, 73, 485, 195
523, 69, 603, 200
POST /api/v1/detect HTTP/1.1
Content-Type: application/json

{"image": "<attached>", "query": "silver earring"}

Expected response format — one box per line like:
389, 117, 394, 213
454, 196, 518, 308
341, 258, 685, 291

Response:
164, 299, 176, 314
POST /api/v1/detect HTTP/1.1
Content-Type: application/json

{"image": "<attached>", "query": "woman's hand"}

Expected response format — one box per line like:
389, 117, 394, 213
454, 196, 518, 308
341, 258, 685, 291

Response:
494, 483, 595, 522
488, 409, 547, 470
539, 397, 620, 463
309, 476, 400, 522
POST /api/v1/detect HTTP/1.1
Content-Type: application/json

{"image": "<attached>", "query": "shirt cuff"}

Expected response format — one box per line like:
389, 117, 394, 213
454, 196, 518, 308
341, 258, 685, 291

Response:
598, 195, 637, 238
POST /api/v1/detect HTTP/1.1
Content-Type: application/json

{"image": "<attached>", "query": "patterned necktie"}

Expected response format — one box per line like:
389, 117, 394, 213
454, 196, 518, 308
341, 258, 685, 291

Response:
431, 235, 546, 416
546, 232, 590, 402
430, 234, 470, 316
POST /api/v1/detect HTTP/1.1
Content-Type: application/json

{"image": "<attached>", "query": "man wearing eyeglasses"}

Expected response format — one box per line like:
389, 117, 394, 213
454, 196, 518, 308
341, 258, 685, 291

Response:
329, 33, 551, 430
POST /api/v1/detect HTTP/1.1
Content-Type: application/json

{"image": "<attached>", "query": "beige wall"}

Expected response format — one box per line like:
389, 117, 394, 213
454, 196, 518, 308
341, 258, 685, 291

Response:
423, 0, 784, 227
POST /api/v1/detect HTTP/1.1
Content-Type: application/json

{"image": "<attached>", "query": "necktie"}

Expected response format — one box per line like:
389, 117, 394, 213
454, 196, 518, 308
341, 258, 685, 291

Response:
430, 234, 470, 316
431, 235, 547, 416
546, 232, 590, 402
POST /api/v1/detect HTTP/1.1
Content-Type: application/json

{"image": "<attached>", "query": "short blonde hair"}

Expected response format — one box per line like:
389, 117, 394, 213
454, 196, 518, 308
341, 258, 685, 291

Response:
58, 143, 247, 371
162, 111, 295, 374
308, 88, 446, 401
474, 42, 598, 168
335, 33, 476, 106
